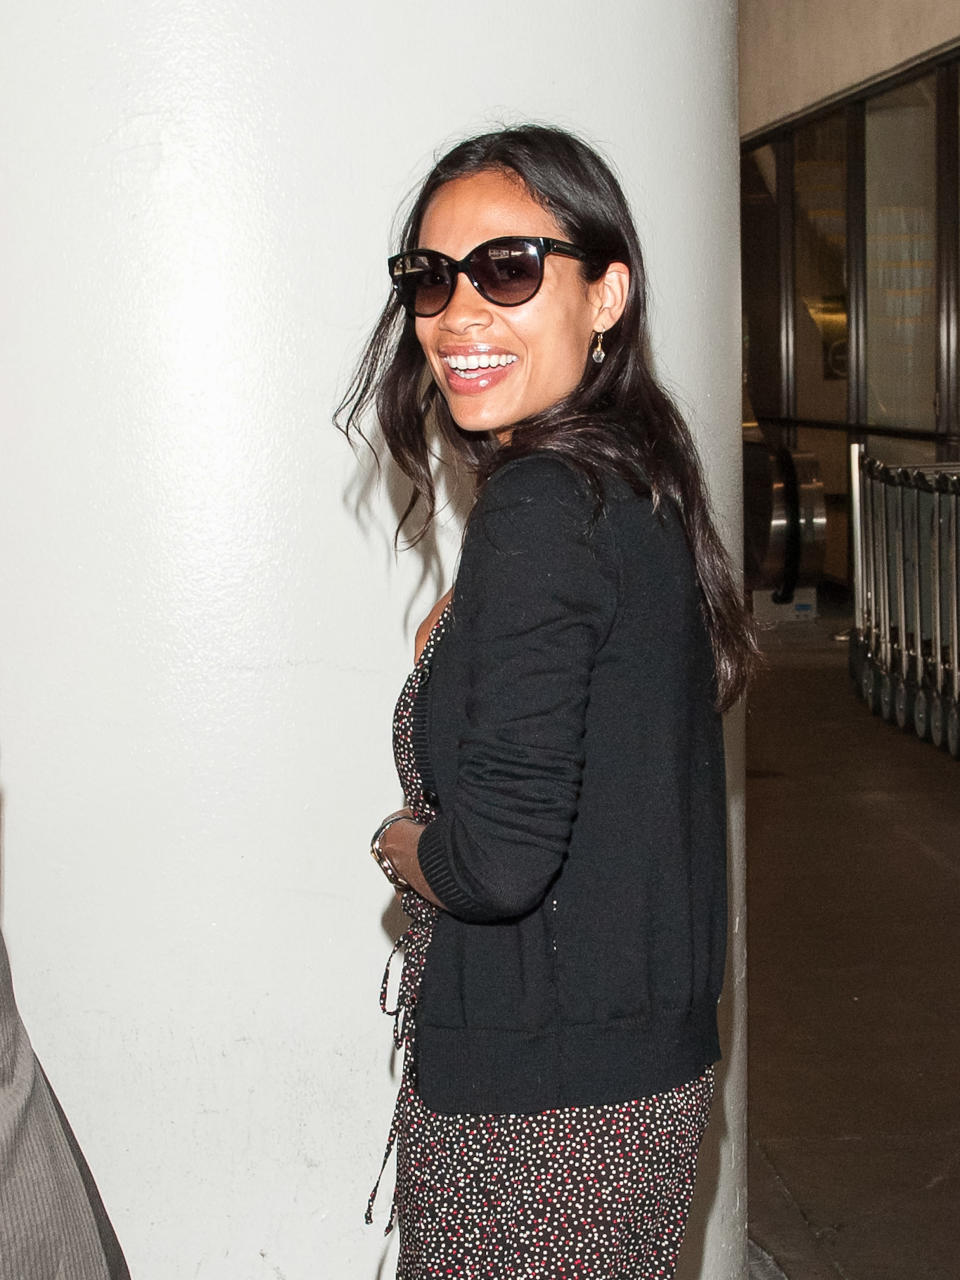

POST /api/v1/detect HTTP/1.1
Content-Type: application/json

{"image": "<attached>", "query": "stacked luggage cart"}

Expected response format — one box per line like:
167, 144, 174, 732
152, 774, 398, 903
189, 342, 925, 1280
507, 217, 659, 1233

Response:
850, 444, 960, 759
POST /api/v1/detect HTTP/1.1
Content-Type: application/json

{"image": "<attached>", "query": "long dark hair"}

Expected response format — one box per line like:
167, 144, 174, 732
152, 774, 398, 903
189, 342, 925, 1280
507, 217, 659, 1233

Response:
336, 125, 757, 710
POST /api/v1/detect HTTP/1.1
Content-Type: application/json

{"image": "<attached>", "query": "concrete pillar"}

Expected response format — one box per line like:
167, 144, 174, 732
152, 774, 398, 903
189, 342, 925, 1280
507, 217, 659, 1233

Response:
0, 3, 746, 1276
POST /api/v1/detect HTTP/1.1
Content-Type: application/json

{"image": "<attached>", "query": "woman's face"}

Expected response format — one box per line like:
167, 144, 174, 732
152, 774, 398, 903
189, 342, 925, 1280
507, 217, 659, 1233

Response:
414, 169, 623, 439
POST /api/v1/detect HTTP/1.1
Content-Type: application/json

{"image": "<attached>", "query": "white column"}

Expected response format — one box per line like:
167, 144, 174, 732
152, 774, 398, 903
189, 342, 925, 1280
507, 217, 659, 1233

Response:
0, 3, 746, 1276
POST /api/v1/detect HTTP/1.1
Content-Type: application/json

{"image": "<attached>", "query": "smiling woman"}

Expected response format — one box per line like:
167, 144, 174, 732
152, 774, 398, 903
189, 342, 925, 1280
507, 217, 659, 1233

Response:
336, 125, 757, 1280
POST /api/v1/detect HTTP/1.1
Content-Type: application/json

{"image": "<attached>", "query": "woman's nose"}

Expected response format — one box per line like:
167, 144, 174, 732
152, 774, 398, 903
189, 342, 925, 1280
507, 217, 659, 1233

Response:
439, 272, 493, 332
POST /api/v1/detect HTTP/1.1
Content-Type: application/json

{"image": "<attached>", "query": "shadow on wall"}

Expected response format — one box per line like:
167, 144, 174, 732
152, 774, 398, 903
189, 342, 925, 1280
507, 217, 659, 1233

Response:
340, 416, 475, 636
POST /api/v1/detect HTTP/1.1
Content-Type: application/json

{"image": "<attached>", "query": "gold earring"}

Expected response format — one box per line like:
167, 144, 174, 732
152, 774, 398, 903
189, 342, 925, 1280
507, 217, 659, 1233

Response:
592, 330, 605, 365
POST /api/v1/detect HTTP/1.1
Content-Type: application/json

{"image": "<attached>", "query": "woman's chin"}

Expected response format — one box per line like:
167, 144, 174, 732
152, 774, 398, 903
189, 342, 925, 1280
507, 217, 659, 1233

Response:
446, 402, 511, 437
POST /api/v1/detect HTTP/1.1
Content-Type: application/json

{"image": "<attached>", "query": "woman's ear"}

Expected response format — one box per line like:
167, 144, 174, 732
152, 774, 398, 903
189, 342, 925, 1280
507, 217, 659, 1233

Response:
591, 262, 630, 331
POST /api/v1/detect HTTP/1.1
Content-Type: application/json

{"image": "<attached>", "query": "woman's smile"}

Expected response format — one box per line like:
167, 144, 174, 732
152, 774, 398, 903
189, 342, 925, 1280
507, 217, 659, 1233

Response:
439, 345, 518, 394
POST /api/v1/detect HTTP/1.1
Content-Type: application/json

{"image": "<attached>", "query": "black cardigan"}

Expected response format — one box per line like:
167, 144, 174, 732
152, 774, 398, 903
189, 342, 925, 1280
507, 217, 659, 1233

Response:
412, 453, 727, 1115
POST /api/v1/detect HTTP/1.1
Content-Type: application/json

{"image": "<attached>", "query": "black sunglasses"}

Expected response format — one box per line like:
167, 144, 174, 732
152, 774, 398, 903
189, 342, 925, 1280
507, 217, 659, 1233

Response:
388, 236, 587, 318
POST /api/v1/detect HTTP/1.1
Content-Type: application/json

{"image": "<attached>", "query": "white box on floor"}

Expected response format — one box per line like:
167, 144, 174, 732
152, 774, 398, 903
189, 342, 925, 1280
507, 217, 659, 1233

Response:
751, 587, 818, 624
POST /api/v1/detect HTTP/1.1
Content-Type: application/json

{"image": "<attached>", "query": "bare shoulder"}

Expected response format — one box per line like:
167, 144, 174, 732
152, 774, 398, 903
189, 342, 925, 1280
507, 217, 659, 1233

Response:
415, 589, 453, 662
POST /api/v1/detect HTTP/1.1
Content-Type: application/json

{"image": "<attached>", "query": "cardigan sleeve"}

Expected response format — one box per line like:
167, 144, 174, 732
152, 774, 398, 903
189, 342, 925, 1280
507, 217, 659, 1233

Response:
417, 455, 619, 922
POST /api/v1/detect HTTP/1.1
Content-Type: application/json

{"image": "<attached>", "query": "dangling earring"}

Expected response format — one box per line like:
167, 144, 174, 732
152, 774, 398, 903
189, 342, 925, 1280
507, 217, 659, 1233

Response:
592, 330, 605, 365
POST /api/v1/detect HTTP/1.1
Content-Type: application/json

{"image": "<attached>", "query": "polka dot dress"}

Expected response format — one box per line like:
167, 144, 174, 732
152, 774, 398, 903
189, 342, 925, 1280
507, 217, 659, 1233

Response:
392, 602, 449, 829
397, 1072, 713, 1279
373, 604, 714, 1279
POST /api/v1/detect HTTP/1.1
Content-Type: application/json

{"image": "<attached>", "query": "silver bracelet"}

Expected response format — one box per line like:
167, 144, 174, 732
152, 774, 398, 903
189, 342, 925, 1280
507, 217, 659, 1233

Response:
370, 812, 412, 890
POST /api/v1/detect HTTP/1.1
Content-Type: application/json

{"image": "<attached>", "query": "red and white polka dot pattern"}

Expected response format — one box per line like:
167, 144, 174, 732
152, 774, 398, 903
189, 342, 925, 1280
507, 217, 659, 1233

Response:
396, 1072, 713, 1278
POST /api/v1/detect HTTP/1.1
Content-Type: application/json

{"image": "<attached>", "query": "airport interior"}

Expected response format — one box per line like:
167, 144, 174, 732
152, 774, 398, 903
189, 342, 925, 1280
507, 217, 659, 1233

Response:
739, 10, 960, 1278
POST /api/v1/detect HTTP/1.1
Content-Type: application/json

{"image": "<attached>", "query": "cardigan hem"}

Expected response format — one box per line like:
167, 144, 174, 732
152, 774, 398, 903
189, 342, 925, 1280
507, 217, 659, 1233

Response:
414, 1000, 721, 1116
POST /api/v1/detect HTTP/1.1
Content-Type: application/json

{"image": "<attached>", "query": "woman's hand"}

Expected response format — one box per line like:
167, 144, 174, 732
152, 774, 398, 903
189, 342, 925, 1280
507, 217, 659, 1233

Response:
372, 809, 445, 909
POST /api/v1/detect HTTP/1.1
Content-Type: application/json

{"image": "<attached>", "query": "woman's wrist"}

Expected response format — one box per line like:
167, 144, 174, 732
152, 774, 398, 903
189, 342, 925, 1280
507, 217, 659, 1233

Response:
369, 809, 445, 908
370, 811, 417, 889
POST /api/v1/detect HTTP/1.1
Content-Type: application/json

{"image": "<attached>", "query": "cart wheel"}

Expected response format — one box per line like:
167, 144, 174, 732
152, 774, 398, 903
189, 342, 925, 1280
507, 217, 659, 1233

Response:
948, 701, 960, 761
861, 662, 881, 714
913, 687, 930, 740
880, 673, 894, 722
894, 678, 913, 731
930, 693, 946, 749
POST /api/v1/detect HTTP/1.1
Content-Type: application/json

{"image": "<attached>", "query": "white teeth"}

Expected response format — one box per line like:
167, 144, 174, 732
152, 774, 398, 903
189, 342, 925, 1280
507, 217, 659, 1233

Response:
444, 353, 517, 372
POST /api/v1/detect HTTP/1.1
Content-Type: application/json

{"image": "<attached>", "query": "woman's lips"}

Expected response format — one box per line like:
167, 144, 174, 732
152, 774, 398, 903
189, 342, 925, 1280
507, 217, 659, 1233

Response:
439, 353, 517, 397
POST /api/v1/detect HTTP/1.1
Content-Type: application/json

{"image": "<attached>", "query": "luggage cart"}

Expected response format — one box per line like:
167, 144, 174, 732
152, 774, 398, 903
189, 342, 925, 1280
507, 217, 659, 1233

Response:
850, 446, 960, 759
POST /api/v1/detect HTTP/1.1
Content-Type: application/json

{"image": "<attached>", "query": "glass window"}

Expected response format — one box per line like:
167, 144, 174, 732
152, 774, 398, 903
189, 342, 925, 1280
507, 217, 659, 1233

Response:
741, 145, 781, 421
794, 112, 848, 421
865, 75, 937, 436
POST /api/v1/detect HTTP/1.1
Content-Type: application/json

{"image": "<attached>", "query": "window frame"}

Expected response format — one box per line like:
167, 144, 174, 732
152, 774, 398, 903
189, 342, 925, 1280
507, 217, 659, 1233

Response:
742, 44, 960, 457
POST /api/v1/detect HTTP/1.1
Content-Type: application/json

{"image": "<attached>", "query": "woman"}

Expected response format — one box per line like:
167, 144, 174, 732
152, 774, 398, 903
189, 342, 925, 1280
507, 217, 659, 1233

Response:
338, 125, 756, 1279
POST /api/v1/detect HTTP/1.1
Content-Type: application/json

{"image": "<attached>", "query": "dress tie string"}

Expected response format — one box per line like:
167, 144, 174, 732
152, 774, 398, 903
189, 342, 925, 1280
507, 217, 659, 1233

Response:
365, 891, 439, 1232
366, 601, 448, 1232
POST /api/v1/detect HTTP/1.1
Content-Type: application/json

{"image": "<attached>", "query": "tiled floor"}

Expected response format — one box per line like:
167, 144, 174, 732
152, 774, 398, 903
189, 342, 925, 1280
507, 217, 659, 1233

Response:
746, 610, 960, 1280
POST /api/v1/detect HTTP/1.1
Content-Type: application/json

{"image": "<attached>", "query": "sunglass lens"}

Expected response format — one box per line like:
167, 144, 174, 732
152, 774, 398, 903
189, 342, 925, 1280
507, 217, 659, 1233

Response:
394, 251, 452, 316
472, 240, 542, 305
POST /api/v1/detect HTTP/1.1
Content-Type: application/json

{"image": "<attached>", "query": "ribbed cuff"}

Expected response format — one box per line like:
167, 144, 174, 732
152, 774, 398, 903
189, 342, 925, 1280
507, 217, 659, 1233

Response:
417, 819, 484, 920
